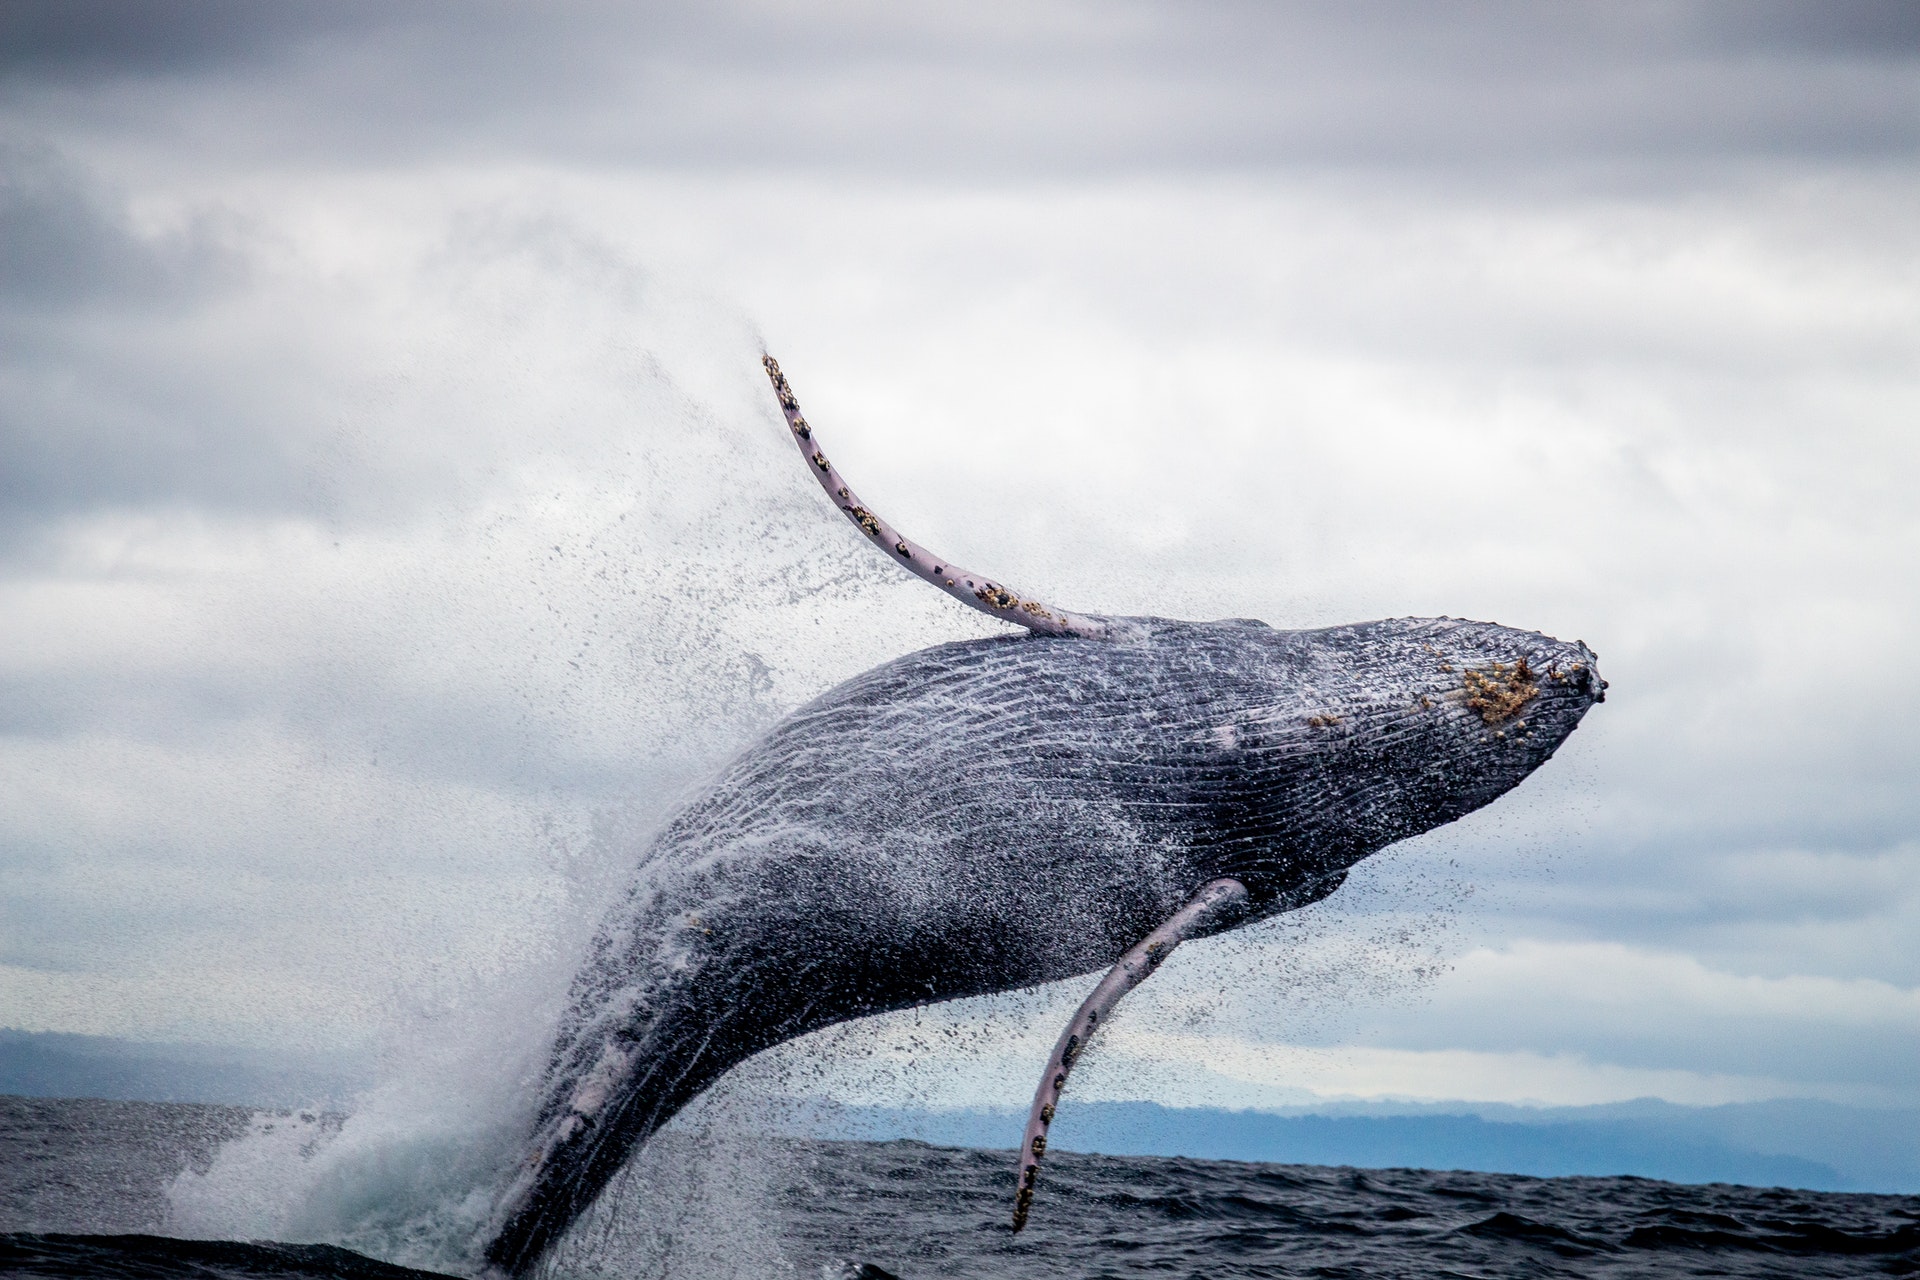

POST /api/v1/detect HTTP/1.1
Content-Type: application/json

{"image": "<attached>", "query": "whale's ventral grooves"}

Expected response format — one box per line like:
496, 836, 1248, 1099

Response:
478, 356, 1606, 1274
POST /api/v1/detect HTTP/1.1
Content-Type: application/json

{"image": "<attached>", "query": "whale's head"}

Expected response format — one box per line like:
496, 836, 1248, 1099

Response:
1164, 615, 1605, 907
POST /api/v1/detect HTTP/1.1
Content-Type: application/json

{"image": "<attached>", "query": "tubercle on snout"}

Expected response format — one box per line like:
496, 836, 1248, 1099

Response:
761, 354, 1112, 641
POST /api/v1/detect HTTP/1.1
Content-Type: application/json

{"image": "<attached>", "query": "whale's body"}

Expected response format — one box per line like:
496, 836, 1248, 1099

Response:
483, 613, 1604, 1270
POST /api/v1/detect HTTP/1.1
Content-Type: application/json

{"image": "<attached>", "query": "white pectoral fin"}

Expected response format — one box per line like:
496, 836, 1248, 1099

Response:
760, 354, 1112, 640
1010, 877, 1249, 1233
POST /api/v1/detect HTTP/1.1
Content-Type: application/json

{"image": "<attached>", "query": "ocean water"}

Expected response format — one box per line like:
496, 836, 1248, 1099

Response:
4, 1095, 1918, 1279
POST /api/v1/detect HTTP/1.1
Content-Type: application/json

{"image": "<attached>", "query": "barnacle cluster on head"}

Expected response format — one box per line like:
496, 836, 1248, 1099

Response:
1463, 658, 1539, 724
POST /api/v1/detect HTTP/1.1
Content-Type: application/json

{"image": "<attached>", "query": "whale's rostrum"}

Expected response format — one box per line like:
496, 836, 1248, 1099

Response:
477, 357, 1606, 1273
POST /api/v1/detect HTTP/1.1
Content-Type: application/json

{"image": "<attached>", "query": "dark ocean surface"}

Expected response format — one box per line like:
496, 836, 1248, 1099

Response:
5, 1095, 1919, 1279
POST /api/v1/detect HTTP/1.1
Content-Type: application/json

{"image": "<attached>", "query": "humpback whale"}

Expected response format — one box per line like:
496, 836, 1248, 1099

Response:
479, 357, 1606, 1272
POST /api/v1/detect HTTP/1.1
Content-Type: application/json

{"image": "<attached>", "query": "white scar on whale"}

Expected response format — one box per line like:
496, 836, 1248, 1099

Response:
477, 356, 1606, 1274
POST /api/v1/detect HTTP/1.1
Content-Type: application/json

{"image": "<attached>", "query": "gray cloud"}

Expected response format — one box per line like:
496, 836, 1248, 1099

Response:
0, 142, 241, 305
1692, 0, 1920, 54
0, 143, 276, 532
3, 2, 1917, 177
0, 0, 1916, 1116
0, 0, 398, 79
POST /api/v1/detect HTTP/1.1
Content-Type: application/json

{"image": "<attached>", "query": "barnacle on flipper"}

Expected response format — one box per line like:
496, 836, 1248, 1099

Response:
975, 584, 1020, 611
1463, 658, 1539, 724
763, 354, 1107, 640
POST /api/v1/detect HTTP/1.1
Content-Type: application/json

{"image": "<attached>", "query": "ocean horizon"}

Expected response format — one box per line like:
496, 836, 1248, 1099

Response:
9, 1028, 1917, 1198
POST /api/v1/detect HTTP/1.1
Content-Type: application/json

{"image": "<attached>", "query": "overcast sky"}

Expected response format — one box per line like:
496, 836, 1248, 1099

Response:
3, 0, 1919, 1126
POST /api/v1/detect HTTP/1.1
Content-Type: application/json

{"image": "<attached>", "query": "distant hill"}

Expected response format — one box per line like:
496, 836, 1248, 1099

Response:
0, 1028, 366, 1109
7, 1028, 1917, 1195
802, 1098, 1920, 1195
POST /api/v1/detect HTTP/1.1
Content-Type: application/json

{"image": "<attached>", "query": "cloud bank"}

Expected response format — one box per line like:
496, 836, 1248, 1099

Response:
1, 2, 1917, 1119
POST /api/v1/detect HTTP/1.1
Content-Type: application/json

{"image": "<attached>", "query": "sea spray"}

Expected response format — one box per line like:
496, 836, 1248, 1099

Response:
144, 271, 969, 1274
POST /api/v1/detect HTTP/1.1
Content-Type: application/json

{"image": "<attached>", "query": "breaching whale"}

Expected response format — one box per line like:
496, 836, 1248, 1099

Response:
479, 357, 1606, 1272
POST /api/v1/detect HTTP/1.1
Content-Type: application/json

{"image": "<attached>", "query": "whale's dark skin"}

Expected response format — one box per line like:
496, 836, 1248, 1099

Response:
481, 613, 1604, 1271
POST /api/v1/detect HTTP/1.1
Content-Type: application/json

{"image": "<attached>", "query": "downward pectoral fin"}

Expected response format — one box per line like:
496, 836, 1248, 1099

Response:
1010, 877, 1249, 1232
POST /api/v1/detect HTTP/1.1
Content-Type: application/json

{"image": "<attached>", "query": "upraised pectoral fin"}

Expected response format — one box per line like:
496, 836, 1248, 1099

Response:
761, 355, 1112, 640
1011, 877, 1250, 1232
